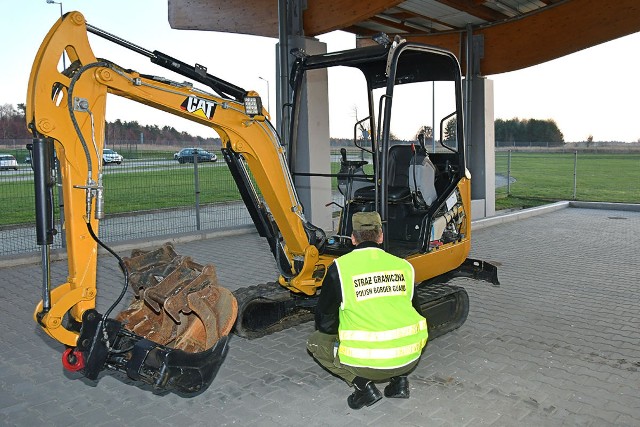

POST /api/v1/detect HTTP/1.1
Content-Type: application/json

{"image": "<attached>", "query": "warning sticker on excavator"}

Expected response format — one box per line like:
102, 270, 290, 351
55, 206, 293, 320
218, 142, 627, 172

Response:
181, 96, 216, 120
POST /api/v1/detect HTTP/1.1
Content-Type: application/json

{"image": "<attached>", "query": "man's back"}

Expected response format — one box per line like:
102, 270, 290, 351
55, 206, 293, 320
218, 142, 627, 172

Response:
307, 211, 427, 409
335, 245, 427, 369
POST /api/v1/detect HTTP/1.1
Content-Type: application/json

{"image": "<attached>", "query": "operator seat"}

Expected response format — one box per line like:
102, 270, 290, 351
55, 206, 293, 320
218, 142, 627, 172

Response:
408, 152, 437, 208
353, 144, 435, 204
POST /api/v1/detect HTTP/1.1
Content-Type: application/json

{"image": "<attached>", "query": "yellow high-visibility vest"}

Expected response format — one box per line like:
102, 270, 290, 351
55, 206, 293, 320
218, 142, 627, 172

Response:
335, 247, 428, 369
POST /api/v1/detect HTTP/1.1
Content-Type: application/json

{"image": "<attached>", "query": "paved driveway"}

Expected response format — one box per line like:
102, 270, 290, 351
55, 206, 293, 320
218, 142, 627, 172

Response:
1, 205, 638, 426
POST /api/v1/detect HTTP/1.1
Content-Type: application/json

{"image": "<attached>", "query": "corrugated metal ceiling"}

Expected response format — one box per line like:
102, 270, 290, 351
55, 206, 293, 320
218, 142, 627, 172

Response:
346, 0, 560, 37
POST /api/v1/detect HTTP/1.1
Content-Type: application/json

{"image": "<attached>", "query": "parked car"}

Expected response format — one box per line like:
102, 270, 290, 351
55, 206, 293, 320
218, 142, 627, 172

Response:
0, 154, 18, 171
25, 151, 58, 166
174, 148, 217, 164
103, 148, 123, 165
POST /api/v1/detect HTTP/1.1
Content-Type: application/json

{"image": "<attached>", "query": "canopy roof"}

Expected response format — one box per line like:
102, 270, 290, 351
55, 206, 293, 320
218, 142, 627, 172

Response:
168, 0, 640, 75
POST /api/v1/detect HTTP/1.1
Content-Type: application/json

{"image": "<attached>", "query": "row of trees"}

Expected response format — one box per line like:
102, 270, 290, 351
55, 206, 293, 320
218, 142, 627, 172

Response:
0, 104, 29, 139
2, 102, 563, 146
495, 118, 564, 145
0, 103, 218, 146
337, 117, 562, 147
105, 120, 219, 146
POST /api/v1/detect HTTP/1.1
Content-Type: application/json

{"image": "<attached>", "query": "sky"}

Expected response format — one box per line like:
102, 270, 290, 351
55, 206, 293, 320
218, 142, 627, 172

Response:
3, 0, 640, 143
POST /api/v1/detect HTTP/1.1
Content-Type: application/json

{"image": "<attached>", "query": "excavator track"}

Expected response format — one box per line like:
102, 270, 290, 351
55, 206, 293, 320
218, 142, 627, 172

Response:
232, 283, 316, 339
232, 281, 469, 340
414, 283, 469, 340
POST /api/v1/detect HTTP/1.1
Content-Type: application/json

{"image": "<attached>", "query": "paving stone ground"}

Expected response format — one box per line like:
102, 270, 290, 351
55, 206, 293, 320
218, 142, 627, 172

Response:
1, 206, 639, 426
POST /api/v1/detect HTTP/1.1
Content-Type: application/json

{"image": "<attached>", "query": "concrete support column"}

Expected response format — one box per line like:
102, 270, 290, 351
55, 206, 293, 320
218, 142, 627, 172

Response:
468, 76, 496, 219
278, 36, 332, 230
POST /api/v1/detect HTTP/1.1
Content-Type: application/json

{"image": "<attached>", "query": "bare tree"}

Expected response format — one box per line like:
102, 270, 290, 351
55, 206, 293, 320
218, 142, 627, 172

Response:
415, 125, 433, 140
0, 103, 16, 119
0, 104, 18, 138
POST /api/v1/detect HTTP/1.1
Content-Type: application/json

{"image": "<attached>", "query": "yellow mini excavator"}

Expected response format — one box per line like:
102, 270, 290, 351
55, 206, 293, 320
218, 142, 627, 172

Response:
26, 12, 498, 395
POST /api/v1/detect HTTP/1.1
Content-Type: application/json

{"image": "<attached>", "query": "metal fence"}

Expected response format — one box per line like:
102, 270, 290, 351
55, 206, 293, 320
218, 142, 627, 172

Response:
495, 150, 640, 203
1, 147, 638, 258
0, 154, 254, 256
0, 147, 364, 258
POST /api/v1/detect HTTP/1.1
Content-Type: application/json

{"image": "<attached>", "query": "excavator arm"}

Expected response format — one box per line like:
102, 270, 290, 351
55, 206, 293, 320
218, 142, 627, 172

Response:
26, 12, 327, 393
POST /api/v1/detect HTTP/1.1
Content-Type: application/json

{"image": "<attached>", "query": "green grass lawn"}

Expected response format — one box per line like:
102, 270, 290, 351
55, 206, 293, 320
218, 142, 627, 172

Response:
102, 165, 239, 212
2, 152, 638, 227
495, 152, 640, 204
2, 180, 35, 225
1, 162, 238, 226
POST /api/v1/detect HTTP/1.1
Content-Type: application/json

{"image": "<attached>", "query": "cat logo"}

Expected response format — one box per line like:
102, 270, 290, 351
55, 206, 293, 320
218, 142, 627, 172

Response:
180, 96, 216, 120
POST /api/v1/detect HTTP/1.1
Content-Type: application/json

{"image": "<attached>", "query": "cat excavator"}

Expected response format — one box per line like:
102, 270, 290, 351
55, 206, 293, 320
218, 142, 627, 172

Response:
26, 12, 498, 395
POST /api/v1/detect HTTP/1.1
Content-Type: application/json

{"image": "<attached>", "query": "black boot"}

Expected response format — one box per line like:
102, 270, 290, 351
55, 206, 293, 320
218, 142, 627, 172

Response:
347, 379, 382, 409
384, 375, 410, 398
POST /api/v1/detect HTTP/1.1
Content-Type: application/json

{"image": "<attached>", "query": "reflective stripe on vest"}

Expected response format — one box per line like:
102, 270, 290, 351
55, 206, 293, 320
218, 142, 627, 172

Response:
339, 339, 427, 361
339, 318, 427, 342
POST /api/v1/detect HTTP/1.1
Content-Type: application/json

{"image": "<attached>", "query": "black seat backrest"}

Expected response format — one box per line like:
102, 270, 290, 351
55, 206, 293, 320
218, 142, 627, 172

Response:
387, 145, 414, 188
353, 144, 414, 202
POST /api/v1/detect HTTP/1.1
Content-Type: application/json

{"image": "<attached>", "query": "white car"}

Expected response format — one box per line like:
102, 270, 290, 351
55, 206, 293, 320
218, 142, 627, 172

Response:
0, 154, 18, 171
103, 148, 123, 165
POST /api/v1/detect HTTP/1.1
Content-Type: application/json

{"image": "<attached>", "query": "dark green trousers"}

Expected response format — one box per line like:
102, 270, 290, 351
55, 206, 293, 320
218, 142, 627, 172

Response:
306, 330, 420, 386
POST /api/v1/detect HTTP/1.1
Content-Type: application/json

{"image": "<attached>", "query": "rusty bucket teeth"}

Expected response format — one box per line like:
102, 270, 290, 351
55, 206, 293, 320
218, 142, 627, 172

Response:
117, 243, 237, 353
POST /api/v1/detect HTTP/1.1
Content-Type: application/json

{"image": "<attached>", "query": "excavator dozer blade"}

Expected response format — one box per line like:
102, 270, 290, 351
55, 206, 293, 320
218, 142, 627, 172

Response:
65, 243, 238, 395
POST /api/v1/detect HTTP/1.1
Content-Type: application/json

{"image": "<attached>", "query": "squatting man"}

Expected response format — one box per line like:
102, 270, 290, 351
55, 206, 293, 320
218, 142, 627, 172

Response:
307, 211, 428, 409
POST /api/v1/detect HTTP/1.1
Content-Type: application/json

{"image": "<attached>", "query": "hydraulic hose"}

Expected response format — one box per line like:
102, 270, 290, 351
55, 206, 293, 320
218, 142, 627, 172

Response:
85, 222, 129, 321
66, 61, 109, 178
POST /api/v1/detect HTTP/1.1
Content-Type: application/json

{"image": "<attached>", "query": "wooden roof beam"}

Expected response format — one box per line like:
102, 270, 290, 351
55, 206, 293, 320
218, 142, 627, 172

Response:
303, 0, 406, 36
437, 0, 510, 21
369, 16, 415, 34
372, 13, 446, 34
394, 6, 461, 31
402, 0, 640, 75
168, 0, 407, 38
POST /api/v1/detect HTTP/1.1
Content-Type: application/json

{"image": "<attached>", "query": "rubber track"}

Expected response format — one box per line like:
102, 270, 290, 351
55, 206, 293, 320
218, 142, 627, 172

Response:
232, 282, 314, 339
415, 283, 469, 339
233, 282, 469, 341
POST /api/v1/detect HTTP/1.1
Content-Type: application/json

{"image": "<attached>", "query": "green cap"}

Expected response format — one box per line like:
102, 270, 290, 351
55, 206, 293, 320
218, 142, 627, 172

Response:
352, 212, 382, 232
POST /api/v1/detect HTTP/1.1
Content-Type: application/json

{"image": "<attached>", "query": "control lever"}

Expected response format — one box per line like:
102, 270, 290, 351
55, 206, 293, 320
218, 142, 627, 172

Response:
339, 147, 368, 168
417, 132, 425, 151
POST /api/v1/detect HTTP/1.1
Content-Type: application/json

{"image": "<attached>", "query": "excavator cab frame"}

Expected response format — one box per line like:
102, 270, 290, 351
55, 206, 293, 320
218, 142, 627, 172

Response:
288, 39, 471, 273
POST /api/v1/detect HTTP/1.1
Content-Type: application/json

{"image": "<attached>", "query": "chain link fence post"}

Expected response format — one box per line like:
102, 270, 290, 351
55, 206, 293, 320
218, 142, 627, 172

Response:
573, 150, 577, 200
193, 150, 201, 230
507, 150, 512, 196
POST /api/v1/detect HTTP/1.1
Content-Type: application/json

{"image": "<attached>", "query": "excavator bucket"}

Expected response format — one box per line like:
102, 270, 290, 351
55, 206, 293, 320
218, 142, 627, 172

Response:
69, 243, 237, 395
